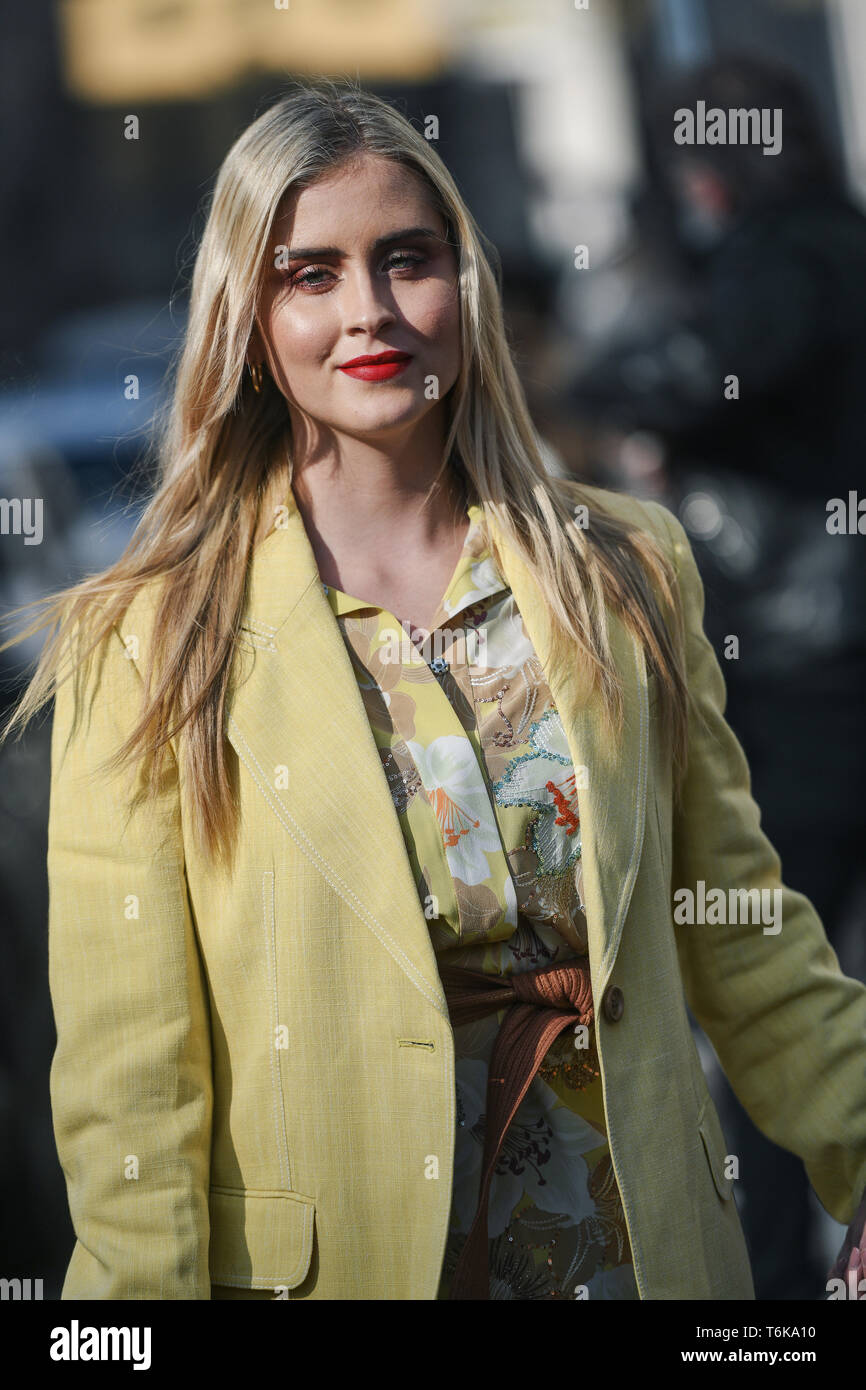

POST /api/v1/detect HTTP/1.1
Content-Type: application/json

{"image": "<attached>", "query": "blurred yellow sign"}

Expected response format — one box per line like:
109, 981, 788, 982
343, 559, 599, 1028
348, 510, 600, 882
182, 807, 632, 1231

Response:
58, 0, 447, 101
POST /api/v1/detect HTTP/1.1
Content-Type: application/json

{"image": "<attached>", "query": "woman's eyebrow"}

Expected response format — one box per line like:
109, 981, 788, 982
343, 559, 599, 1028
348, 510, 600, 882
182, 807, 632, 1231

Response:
282, 225, 442, 259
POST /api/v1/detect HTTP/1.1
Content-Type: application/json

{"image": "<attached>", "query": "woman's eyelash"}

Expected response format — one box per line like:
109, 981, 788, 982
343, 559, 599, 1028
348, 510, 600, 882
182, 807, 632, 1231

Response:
289, 250, 428, 288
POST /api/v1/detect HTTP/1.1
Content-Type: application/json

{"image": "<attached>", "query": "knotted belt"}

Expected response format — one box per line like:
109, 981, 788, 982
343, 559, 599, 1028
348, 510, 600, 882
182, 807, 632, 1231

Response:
437, 955, 595, 1300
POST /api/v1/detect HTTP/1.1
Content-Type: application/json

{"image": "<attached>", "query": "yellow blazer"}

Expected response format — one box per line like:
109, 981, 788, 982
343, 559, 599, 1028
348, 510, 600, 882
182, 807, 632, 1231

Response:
47, 484, 866, 1299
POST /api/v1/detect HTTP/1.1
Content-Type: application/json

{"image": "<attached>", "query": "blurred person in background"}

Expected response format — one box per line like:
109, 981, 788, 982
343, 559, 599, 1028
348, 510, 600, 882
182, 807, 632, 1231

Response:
568, 53, 866, 1300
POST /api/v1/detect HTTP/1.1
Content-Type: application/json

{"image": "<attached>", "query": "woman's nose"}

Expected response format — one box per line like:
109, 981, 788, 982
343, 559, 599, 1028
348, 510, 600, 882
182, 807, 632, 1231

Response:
342, 268, 396, 334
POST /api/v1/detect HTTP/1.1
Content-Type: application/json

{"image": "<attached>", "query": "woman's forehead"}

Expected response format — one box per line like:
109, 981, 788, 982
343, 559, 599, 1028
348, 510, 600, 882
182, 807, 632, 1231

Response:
272, 158, 439, 237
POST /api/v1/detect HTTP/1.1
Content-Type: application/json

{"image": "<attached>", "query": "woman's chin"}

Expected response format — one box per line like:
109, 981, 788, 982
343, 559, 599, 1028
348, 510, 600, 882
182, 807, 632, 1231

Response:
338, 403, 433, 437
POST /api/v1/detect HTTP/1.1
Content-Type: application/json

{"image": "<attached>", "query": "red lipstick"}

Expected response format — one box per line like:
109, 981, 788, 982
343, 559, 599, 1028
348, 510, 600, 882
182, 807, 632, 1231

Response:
338, 351, 412, 381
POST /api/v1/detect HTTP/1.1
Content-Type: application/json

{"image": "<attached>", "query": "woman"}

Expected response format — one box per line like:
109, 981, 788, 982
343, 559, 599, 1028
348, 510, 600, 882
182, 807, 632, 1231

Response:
3, 77, 865, 1301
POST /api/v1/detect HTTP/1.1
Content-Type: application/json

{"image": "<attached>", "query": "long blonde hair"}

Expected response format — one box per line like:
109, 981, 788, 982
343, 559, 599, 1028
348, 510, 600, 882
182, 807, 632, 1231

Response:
0, 76, 689, 869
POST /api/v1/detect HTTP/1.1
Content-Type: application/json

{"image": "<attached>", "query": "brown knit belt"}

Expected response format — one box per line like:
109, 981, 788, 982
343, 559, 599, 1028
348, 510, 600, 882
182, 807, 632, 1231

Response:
437, 955, 595, 1300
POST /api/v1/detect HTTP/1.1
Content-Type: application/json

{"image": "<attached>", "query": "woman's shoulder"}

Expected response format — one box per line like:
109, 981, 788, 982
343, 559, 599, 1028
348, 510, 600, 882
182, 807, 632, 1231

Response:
552, 476, 682, 553
50, 573, 180, 777
55, 574, 166, 694
113, 576, 164, 657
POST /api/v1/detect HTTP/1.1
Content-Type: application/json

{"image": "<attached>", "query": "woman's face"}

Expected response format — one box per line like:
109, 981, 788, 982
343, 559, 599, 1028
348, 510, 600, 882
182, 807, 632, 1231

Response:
250, 153, 461, 447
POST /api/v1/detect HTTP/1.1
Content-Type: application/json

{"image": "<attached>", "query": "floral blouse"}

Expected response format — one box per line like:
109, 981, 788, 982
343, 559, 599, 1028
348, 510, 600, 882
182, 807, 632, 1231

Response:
323, 503, 639, 1301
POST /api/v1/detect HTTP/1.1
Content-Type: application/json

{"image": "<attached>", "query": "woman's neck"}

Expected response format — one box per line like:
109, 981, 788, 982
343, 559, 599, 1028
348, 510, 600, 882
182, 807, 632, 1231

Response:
290, 450, 467, 553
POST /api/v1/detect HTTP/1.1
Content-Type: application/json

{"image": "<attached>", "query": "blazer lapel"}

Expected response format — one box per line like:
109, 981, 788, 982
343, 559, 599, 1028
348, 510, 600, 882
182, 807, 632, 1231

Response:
226, 491, 650, 1010
225, 494, 449, 1017
494, 529, 651, 997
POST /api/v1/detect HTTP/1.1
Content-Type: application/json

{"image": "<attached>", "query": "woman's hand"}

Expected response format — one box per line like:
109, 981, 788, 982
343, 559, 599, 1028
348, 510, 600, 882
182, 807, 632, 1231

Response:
827, 1188, 866, 1299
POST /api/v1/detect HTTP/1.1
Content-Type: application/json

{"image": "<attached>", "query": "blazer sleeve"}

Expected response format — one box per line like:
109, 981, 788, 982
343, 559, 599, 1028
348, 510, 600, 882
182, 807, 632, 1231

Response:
648, 499, 866, 1227
47, 612, 213, 1297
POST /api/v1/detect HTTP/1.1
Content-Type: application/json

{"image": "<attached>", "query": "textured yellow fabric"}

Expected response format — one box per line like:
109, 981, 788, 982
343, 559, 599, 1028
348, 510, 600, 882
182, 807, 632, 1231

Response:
46, 483, 866, 1299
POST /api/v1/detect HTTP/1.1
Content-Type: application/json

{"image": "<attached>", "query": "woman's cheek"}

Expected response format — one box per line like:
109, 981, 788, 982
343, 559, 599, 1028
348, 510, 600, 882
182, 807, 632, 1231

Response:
271, 311, 331, 361
424, 283, 460, 330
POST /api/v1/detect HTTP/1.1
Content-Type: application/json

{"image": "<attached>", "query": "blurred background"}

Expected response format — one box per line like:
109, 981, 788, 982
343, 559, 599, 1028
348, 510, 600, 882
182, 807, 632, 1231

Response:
2, 0, 865, 1300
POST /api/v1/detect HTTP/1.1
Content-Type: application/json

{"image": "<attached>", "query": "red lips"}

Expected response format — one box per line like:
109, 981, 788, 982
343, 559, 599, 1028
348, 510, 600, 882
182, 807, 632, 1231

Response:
338, 350, 412, 382
340, 351, 411, 367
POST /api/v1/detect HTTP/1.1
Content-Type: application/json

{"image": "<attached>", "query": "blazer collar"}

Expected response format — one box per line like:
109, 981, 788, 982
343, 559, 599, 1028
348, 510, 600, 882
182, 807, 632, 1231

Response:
227, 488, 650, 1014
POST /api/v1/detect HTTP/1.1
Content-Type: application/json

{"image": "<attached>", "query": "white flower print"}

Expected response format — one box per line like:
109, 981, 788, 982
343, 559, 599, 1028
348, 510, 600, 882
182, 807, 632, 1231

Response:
406, 735, 502, 886
453, 1056, 602, 1238
443, 554, 503, 619
468, 593, 536, 674
503, 865, 518, 928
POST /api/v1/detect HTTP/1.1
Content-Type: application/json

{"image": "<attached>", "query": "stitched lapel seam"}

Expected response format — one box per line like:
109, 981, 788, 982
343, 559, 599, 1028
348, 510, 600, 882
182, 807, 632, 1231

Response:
599, 631, 649, 992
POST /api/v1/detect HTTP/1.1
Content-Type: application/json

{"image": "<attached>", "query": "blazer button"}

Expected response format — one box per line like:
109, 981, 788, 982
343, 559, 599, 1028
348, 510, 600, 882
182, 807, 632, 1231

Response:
602, 985, 624, 1022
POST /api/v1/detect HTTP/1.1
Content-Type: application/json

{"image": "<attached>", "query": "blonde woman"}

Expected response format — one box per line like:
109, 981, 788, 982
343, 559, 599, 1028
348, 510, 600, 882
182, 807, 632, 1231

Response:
3, 78, 865, 1302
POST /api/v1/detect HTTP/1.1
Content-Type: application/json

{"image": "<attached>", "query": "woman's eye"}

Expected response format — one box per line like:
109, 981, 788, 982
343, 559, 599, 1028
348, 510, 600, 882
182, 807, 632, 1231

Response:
290, 249, 427, 290
292, 267, 333, 288
386, 251, 427, 271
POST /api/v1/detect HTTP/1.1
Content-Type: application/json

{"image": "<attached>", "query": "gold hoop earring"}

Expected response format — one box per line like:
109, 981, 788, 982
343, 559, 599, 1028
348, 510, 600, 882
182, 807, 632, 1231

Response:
249, 362, 264, 393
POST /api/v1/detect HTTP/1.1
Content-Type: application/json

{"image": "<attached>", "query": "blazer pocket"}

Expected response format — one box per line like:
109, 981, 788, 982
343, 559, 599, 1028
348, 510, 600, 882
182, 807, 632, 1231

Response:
697, 1098, 735, 1203
208, 1186, 316, 1290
